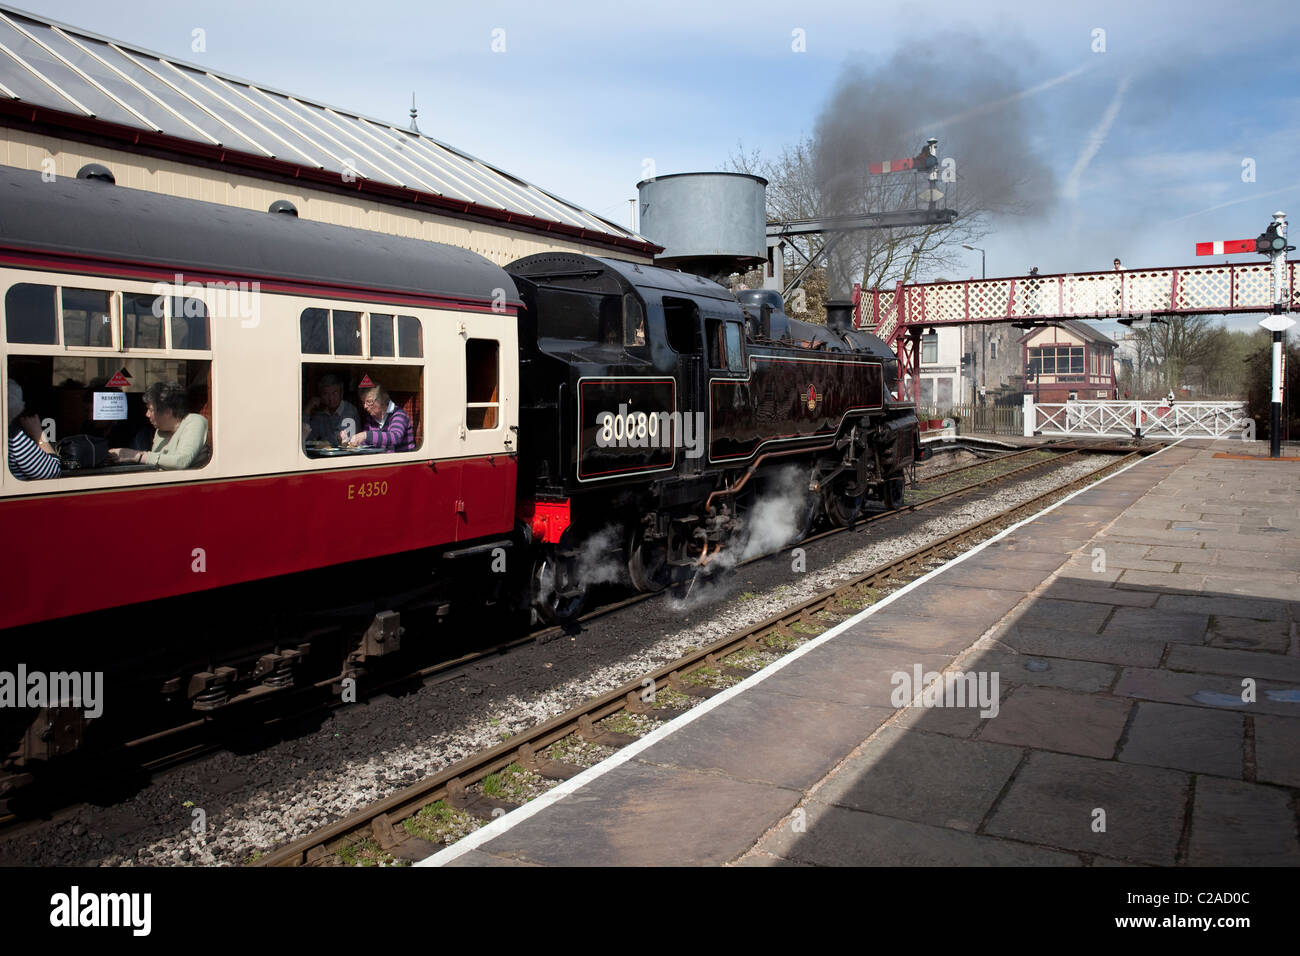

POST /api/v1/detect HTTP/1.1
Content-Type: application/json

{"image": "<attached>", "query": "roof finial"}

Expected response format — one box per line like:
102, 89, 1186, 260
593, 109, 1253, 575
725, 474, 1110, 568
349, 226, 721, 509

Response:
409, 93, 419, 133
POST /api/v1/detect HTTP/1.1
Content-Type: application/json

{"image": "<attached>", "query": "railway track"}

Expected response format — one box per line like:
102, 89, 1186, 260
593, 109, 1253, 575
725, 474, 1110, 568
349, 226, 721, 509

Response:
253, 448, 1143, 866
0, 443, 1143, 832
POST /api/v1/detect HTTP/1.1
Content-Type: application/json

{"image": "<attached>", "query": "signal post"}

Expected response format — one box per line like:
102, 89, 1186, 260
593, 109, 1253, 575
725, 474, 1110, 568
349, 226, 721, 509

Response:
1197, 211, 1295, 458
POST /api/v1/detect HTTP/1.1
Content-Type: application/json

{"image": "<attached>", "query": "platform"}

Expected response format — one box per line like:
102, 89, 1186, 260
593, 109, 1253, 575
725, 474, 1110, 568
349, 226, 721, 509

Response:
423, 440, 1300, 867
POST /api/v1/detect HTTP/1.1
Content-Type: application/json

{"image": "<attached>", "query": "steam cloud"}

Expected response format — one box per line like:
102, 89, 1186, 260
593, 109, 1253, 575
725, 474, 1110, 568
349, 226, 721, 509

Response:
671, 466, 816, 611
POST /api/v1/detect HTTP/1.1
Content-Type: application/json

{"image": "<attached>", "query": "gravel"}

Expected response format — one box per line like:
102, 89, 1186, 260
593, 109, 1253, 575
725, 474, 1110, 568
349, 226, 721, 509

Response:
0, 452, 1114, 867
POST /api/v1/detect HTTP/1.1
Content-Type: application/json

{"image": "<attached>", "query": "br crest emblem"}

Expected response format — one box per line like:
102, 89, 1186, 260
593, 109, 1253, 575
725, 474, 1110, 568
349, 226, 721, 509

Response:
805, 384, 821, 411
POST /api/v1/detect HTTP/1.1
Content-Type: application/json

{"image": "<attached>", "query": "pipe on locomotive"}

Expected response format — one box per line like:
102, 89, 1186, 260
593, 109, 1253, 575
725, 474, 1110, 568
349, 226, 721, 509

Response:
703, 446, 833, 517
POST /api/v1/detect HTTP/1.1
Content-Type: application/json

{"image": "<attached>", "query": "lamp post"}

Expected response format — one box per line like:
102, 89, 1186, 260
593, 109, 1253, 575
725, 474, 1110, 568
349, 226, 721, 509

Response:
963, 244, 987, 410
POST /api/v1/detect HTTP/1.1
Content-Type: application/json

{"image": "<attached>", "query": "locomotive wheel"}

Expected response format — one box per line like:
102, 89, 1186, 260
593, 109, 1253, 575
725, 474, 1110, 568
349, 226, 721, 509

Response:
532, 546, 587, 625
823, 482, 864, 528
882, 475, 907, 511
628, 529, 669, 593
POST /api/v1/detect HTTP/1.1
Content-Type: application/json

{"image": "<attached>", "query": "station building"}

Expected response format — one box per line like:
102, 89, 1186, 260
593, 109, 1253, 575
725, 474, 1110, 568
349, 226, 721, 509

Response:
0, 4, 656, 266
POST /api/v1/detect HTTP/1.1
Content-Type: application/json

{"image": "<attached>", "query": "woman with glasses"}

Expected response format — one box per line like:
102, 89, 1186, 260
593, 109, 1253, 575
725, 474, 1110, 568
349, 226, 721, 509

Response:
343, 382, 414, 452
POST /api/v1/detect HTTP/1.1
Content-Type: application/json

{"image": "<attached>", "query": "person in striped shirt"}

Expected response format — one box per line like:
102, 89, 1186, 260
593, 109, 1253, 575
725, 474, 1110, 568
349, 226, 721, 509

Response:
7, 378, 61, 480
344, 382, 414, 452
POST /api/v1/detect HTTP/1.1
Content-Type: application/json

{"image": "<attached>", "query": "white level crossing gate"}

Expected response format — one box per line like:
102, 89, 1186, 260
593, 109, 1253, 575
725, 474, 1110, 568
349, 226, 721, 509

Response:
1023, 397, 1253, 439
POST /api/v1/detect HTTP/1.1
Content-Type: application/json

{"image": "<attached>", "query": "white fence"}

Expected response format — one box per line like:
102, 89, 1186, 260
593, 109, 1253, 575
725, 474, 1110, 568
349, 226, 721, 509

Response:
1023, 397, 1253, 440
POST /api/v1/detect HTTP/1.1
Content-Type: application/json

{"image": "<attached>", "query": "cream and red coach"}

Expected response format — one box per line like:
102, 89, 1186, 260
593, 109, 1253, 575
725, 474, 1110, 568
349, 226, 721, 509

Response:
1, 166, 520, 759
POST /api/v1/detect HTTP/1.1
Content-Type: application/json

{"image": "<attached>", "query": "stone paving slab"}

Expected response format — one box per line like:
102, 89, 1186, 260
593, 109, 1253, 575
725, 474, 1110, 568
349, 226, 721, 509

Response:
809, 727, 1022, 831
991, 624, 1166, 668
636, 686, 893, 791
757, 802, 1082, 866
1113, 667, 1300, 718
1155, 593, 1291, 622
984, 752, 1189, 866
1101, 607, 1209, 644
1253, 715, 1300, 788
1038, 579, 1160, 607
1116, 701, 1244, 777
1007, 597, 1114, 634
461, 760, 801, 866
1185, 777, 1300, 865
1165, 644, 1300, 683
753, 642, 952, 710
1207, 616, 1292, 652
434, 443, 1300, 867
976, 685, 1132, 758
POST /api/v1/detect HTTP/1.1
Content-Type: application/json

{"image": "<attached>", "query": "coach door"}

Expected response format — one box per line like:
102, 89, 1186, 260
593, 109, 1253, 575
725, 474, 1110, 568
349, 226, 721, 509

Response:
456, 312, 517, 539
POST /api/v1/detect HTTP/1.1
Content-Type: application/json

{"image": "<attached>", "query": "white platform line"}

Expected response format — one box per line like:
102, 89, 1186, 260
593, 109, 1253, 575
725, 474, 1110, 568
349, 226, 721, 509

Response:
419, 440, 1185, 866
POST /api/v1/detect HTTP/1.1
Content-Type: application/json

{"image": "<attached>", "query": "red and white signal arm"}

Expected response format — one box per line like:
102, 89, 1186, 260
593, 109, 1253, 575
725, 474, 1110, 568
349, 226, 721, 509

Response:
1195, 239, 1255, 256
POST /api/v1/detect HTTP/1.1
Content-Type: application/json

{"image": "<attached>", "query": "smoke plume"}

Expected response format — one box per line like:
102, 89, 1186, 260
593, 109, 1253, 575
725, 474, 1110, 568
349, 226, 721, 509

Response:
812, 31, 1059, 294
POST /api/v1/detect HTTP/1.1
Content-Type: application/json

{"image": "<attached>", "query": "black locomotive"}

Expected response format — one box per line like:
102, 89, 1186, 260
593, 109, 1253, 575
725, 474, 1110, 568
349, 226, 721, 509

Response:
507, 253, 921, 622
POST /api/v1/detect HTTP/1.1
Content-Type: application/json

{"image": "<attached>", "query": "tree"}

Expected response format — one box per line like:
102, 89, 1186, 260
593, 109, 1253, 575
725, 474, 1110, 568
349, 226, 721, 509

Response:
1130, 315, 1221, 395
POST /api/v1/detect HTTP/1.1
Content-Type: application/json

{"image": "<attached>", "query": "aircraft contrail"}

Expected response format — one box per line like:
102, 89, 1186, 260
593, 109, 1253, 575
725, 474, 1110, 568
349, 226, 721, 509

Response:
1169, 183, 1300, 223
911, 62, 1093, 135
1063, 75, 1132, 201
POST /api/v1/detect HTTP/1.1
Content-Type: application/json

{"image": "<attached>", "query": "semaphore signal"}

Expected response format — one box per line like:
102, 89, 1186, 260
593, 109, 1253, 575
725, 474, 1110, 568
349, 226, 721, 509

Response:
1199, 211, 1296, 458
1194, 239, 1257, 256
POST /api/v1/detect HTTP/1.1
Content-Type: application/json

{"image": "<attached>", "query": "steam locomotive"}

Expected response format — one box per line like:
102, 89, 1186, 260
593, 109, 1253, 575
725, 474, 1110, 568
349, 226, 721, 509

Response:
0, 165, 917, 781
510, 254, 920, 622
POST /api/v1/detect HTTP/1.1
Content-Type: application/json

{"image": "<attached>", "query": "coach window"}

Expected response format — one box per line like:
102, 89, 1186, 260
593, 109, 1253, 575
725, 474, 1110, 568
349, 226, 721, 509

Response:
170, 298, 211, 350
333, 311, 362, 356
6, 354, 213, 479
123, 293, 164, 349
301, 308, 329, 353
5, 283, 57, 344
398, 316, 422, 357
466, 339, 499, 430
62, 288, 113, 348
370, 314, 394, 357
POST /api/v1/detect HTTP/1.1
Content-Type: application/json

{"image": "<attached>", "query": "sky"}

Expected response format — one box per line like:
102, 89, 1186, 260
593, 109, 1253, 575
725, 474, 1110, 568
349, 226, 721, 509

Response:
11, 0, 1300, 335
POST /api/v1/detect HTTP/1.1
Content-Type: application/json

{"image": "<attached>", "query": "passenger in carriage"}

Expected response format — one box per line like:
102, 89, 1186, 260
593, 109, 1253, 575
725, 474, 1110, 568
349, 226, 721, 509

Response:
108, 381, 210, 470
303, 373, 359, 445
344, 382, 414, 452
7, 379, 61, 480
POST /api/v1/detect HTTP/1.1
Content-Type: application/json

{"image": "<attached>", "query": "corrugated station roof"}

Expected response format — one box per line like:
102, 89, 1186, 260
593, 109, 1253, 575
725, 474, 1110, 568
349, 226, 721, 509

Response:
0, 3, 655, 254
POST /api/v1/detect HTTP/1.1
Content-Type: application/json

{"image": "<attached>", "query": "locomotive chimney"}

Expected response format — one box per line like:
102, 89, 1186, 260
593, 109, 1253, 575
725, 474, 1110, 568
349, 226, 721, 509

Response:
825, 299, 853, 333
